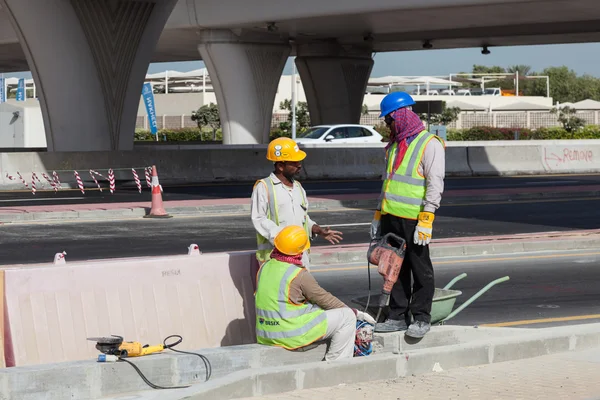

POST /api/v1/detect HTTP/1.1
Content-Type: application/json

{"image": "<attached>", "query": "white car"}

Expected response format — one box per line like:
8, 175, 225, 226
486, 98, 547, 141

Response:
294, 124, 383, 144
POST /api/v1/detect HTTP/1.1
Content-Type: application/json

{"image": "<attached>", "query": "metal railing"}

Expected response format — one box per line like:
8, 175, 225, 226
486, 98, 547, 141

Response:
136, 111, 600, 131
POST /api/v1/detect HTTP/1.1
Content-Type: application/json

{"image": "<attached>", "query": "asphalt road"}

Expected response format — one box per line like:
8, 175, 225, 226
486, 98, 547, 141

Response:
314, 250, 600, 328
1, 174, 600, 207
2, 196, 600, 265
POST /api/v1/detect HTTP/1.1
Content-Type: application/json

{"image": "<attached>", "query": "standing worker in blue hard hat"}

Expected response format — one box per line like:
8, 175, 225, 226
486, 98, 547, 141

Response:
370, 91, 446, 338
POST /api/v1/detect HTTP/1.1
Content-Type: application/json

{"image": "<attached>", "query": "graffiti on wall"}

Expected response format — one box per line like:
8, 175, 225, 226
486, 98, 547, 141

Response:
543, 147, 595, 170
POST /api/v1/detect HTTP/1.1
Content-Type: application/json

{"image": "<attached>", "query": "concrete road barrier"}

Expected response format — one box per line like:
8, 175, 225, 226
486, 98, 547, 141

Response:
2, 230, 600, 368
2, 140, 600, 189
1, 250, 260, 367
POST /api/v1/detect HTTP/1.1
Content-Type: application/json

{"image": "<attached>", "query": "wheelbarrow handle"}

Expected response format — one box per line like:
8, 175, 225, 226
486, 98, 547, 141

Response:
443, 273, 467, 290
441, 275, 510, 323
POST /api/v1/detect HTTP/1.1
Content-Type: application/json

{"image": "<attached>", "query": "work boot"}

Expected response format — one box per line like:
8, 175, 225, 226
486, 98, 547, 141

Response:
374, 318, 408, 333
406, 320, 431, 339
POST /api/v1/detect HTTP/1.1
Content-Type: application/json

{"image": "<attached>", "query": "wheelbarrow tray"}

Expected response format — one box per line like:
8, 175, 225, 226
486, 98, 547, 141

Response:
351, 272, 509, 325
351, 288, 462, 325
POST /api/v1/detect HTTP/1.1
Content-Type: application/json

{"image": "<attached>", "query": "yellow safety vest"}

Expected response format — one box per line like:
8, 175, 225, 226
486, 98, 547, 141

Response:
381, 130, 444, 219
255, 259, 327, 349
255, 177, 310, 263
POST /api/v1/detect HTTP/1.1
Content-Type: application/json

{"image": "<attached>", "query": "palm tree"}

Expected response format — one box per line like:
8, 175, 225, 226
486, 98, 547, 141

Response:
507, 65, 532, 76
507, 65, 532, 95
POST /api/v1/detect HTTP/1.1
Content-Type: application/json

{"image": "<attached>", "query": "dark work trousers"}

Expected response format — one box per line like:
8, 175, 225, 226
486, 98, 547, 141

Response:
380, 213, 435, 324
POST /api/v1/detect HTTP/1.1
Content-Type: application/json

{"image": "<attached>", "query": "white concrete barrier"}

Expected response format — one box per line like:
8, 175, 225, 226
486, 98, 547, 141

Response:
3, 140, 600, 189
444, 146, 471, 176
455, 139, 600, 176
1, 250, 259, 367
465, 144, 545, 175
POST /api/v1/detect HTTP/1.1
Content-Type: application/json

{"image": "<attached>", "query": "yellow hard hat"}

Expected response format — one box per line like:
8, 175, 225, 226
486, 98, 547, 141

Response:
274, 225, 310, 256
267, 137, 306, 162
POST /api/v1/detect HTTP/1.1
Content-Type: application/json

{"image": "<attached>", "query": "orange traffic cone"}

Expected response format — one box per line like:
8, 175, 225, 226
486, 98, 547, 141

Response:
144, 165, 172, 219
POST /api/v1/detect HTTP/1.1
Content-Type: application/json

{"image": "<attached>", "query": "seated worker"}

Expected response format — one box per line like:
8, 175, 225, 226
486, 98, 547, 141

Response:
255, 225, 376, 361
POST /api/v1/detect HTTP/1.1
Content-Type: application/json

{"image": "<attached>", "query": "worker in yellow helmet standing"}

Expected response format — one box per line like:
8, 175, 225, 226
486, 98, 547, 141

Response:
255, 225, 375, 360
371, 92, 446, 339
251, 137, 343, 269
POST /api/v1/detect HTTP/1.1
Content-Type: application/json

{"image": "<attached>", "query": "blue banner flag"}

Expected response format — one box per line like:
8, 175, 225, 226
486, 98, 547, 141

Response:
16, 78, 25, 101
142, 83, 158, 135
0, 77, 5, 103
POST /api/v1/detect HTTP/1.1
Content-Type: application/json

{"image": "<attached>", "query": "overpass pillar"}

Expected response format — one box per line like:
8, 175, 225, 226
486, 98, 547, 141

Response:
295, 43, 373, 125
0, 0, 177, 151
198, 29, 290, 144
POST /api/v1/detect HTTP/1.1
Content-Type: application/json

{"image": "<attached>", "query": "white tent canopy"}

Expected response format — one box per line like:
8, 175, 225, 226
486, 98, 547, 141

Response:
404, 76, 462, 87
446, 100, 486, 110
493, 102, 550, 111
145, 68, 208, 81
367, 76, 414, 86
572, 99, 600, 110
556, 102, 575, 108
3, 77, 34, 85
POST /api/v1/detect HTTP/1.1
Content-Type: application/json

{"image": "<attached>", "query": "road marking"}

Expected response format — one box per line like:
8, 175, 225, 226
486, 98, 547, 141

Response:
445, 196, 600, 207
480, 314, 600, 327
310, 251, 600, 273
0, 197, 86, 202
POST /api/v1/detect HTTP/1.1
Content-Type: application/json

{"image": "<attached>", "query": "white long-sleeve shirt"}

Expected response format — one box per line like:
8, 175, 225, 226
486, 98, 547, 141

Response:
251, 173, 317, 268
420, 138, 446, 213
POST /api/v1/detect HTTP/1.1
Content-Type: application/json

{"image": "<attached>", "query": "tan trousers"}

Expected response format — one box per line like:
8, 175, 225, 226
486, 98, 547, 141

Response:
322, 308, 357, 361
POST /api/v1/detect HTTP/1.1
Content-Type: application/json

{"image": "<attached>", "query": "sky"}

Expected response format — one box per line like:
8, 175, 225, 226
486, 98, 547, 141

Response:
146, 42, 600, 78
5, 42, 600, 79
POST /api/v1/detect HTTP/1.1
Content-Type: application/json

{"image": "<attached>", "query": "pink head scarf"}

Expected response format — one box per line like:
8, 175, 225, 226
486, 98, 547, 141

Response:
271, 248, 304, 266
385, 107, 425, 150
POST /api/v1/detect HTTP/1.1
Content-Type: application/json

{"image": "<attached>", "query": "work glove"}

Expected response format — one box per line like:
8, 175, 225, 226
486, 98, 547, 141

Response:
370, 210, 381, 240
354, 309, 377, 325
414, 211, 435, 246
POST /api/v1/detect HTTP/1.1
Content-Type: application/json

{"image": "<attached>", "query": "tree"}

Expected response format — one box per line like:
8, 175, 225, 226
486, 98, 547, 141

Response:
419, 105, 461, 126
191, 103, 221, 140
506, 65, 533, 95
507, 65, 532, 76
550, 106, 585, 134
456, 64, 600, 102
472, 65, 506, 75
279, 99, 311, 132
362, 104, 369, 115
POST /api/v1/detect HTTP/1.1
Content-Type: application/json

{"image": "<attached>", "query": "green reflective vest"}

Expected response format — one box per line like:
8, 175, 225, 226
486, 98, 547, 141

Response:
255, 177, 310, 263
255, 259, 327, 349
381, 130, 444, 219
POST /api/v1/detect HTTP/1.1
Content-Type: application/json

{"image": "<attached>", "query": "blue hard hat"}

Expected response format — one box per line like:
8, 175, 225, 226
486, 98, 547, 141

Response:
379, 91, 416, 117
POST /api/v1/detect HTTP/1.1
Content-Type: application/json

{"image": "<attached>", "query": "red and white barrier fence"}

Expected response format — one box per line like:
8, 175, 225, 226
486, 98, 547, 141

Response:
3, 166, 154, 195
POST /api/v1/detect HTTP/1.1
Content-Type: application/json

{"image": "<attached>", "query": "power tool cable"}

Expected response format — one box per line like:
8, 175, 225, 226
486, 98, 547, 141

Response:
116, 334, 212, 390
364, 238, 378, 314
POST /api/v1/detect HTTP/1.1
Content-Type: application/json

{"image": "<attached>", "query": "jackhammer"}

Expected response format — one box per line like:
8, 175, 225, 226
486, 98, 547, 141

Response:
367, 233, 407, 322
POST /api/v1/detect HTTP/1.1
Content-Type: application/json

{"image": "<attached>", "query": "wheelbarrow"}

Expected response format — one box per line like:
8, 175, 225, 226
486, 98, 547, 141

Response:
352, 273, 510, 325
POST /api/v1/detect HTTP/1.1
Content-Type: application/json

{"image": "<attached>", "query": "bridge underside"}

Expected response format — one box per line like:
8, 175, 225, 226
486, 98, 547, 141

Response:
0, 0, 599, 150
0, 0, 600, 71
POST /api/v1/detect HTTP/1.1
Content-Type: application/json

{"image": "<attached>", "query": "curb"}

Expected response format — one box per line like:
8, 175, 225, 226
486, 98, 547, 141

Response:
7, 323, 600, 400
1, 189, 600, 224
309, 229, 600, 265
108, 323, 600, 400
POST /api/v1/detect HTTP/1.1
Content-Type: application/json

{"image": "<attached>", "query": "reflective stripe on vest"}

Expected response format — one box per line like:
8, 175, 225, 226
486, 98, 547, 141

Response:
255, 178, 309, 262
255, 259, 326, 349
381, 131, 442, 219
